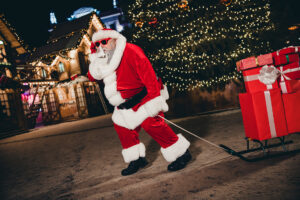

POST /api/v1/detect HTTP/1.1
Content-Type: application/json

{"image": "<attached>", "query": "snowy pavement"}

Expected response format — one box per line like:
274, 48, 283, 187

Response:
0, 109, 299, 200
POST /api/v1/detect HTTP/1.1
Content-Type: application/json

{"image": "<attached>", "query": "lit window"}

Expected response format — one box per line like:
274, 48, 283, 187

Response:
0, 40, 3, 45
42, 68, 47, 78
59, 62, 65, 72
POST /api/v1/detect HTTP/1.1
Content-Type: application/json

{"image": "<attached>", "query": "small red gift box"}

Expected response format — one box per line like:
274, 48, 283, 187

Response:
273, 46, 300, 56
282, 91, 300, 133
280, 80, 300, 94
273, 53, 299, 66
236, 53, 273, 71
243, 65, 279, 93
277, 62, 300, 80
239, 89, 288, 141
277, 62, 300, 93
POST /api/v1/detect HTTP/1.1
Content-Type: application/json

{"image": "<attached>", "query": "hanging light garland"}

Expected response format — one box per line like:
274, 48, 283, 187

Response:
0, 15, 30, 53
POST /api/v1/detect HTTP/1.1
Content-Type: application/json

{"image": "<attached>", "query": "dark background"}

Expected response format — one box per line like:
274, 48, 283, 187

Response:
0, 0, 115, 47
0, 0, 299, 49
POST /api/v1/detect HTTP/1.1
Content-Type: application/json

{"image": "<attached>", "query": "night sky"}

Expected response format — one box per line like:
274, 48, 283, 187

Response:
0, 0, 116, 48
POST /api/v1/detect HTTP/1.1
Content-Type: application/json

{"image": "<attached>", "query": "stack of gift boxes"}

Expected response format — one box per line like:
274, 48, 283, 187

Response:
236, 46, 300, 141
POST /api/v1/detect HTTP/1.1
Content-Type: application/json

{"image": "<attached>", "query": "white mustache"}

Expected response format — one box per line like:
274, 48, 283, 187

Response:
96, 46, 106, 58
89, 47, 114, 66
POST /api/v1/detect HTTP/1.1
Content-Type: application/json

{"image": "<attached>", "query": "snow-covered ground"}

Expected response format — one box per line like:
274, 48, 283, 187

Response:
0, 109, 299, 200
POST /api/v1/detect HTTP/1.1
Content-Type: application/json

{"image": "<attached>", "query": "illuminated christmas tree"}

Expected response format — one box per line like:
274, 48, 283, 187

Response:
126, 0, 275, 91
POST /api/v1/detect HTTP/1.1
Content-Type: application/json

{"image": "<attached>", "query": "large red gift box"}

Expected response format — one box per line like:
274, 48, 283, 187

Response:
239, 89, 288, 140
236, 53, 273, 71
273, 53, 299, 66
282, 91, 300, 133
273, 46, 299, 56
243, 65, 279, 93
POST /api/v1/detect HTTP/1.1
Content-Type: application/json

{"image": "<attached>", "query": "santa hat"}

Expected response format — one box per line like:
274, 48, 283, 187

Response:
92, 28, 123, 42
89, 29, 127, 80
90, 28, 126, 53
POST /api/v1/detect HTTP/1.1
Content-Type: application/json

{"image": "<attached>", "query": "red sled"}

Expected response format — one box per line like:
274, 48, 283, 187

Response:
219, 89, 299, 162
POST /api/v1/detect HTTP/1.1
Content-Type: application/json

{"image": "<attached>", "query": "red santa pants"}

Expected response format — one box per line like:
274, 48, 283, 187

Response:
114, 112, 178, 149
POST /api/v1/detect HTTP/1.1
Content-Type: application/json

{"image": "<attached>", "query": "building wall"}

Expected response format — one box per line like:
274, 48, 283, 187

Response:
166, 80, 244, 118
68, 50, 81, 77
55, 57, 70, 81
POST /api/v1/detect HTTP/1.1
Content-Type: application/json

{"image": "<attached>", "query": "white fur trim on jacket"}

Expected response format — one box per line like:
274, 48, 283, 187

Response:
160, 134, 190, 162
112, 86, 169, 130
122, 143, 146, 163
89, 30, 126, 80
103, 72, 125, 106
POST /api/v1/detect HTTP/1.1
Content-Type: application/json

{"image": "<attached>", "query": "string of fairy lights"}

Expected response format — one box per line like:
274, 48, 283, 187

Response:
127, 0, 275, 91
30, 13, 103, 66
0, 15, 29, 53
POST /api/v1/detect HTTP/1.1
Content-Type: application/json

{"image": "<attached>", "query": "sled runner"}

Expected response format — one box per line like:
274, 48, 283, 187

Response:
160, 115, 300, 162
219, 136, 300, 162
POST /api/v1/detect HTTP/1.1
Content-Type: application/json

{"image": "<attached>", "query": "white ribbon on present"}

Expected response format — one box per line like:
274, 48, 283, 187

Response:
277, 65, 300, 93
244, 64, 300, 92
275, 46, 299, 56
258, 65, 278, 85
264, 90, 277, 138
277, 66, 300, 81
244, 65, 278, 90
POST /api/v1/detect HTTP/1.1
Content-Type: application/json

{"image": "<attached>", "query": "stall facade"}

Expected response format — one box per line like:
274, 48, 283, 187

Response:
25, 12, 110, 125
0, 14, 29, 136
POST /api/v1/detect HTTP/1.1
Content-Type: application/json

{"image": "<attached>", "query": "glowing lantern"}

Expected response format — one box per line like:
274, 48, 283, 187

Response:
178, 0, 189, 10
135, 20, 144, 28
220, 0, 232, 6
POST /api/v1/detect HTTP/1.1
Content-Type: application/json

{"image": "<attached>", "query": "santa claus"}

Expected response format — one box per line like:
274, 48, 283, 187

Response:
88, 28, 191, 176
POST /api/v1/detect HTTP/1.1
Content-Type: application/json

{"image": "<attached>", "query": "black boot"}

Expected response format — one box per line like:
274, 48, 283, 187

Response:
121, 157, 148, 176
167, 150, 192, 172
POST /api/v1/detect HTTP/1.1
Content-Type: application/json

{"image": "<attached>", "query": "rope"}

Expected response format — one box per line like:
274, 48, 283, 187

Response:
158, 115, 225, 151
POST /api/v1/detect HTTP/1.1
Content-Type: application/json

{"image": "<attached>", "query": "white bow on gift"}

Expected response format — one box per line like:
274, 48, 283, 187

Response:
258, 64, 300, 85
277, 66, 292, 81
258, 65, 279, 85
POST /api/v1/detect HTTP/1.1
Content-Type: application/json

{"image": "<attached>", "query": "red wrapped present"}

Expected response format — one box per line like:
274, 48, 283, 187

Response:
277, 62, 300, 93
236, 53, 273, 71
243, 65, 279, 93
239, 88, 288, 141
282, 91, 300, 133
273, 46, 299, 56
277, 62, 300, 81
273, 53, 299, 66
280, 80, 300, 94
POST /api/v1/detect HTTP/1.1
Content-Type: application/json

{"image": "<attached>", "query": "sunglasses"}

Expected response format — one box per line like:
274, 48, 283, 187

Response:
95, 38, 112, 47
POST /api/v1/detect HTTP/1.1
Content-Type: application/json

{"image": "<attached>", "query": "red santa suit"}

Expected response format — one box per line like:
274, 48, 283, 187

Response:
88, 29, 190, 164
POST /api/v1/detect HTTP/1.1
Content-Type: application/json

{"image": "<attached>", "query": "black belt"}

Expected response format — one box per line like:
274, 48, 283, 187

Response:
117, 87, 148, 109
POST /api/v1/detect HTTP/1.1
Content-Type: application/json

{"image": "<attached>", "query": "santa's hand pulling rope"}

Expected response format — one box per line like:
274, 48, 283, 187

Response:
88, 28, 191, 176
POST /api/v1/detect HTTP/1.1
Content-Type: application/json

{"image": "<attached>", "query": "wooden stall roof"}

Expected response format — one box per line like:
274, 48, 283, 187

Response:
48, 13, 93, 42
30, 32, 83, 61
0, 14, 27, 55
29, 12, 103, 62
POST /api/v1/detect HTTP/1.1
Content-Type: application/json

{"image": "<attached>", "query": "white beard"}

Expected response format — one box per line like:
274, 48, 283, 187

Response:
89, 49, 115, 80
105, 49, 115, 63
